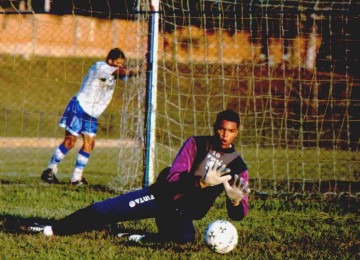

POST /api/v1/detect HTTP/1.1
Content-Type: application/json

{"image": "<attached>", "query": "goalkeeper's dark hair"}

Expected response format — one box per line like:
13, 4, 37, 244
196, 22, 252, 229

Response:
213, 110, 240, 130
106, 48, 125, 61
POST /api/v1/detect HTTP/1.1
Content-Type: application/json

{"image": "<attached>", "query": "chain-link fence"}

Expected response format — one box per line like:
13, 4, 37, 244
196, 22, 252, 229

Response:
0, 1, 359, 196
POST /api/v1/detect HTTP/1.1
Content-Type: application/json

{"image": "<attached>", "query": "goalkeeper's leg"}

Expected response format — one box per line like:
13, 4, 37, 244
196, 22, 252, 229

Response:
51, 205, 105, 235
51, 187, 159, 235
21, 204, 108, 236
155, 209, 196, 244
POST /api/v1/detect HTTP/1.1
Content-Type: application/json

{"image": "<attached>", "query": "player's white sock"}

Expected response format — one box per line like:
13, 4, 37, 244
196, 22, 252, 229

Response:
71, 150, 90, 182
71, 168, 83, 182
43, 226, 54, 236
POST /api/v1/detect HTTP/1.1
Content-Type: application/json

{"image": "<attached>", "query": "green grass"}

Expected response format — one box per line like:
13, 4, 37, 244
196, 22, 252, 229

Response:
0, 145, 358, 259
0, 178, 359, 259
0, 55, 135, 139
1, 145, 358, 193
1, 140, 359, 194
0, 154, 359, 259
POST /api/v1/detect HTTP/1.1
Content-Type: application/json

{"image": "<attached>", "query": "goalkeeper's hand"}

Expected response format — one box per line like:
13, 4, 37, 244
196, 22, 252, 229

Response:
200, 161, 231, 187
223, 175, 250, 206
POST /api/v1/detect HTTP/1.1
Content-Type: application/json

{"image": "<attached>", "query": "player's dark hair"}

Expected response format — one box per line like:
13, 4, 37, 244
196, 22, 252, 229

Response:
213, 110, 240, 130
106, 48, 125, 61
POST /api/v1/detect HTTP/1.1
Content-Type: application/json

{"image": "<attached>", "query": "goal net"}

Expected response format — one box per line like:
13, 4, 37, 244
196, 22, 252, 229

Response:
0, 0, 358, 196
155, 0, 359, 196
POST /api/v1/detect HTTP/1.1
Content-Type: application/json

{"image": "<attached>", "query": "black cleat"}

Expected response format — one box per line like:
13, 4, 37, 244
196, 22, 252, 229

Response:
41, 168, 60, 184
70, 177, 88, 186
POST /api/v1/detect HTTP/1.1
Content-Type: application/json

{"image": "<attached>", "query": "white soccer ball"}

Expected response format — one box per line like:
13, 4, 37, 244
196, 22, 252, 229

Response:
203, 220, 238, 254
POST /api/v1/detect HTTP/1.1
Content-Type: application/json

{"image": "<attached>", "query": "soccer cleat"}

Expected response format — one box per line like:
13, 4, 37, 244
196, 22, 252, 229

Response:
117, 232, 147, 244
128, 234, 146, 243
20, 223, 45, 234
41, 168, 60, 184
70, 177, 88, 186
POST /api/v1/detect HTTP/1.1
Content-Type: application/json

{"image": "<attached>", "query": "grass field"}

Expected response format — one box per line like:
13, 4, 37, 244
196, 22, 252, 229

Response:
0, 148, 359, 259
0, 145, 358, 192
0, 172, 359, 259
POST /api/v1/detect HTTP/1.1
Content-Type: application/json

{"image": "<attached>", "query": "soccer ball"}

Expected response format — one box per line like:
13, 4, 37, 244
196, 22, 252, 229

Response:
203, 220, 238, 254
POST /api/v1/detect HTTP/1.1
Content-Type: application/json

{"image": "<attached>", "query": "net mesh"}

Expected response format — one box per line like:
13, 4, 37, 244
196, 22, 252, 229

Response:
155, 0, 359, 195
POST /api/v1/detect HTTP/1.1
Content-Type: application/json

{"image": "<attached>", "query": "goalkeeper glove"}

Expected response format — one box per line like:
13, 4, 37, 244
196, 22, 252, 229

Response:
200, 161, 231, 187
223, 175, 250, 206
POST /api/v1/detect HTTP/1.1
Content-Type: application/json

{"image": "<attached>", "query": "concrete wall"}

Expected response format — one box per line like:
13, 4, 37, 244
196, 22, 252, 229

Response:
0, 14, 320, 67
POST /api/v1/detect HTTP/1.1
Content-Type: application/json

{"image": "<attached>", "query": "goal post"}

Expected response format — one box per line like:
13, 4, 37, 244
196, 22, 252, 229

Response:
143, 0, 160, 187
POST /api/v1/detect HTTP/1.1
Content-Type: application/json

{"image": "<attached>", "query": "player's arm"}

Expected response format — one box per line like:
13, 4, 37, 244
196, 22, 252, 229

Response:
149, 137, 198, 202
158, 137, 201, 201
112, 65, 142, 79
224, 170, 250, 220
166, 137, 197, 183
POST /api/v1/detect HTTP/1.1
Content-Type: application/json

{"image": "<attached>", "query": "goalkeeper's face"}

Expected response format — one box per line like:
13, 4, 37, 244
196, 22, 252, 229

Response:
215, 120, 239, 149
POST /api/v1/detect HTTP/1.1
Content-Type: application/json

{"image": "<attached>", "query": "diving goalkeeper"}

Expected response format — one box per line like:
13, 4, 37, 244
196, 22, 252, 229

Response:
25, 110, 250, 244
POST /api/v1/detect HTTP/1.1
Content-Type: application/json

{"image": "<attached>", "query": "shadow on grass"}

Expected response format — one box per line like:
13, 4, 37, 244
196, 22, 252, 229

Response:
0, 213, 191, 251
0, 213, 147, 239
0, 178, 119, 194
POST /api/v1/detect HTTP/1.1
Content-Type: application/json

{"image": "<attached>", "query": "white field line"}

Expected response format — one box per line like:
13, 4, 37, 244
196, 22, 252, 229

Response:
0, 137, 137, 148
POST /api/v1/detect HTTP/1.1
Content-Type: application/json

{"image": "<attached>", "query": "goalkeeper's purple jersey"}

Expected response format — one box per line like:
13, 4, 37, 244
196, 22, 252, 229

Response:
168, 137, 242, 182
151, 135, 249, 220
76, 61, 118, 118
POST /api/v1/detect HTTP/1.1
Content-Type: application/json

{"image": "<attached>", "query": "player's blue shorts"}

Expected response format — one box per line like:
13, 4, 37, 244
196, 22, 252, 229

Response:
59, 97, 98, 137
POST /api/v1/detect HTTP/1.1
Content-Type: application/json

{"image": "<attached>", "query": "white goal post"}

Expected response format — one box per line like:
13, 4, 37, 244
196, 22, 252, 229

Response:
143, 0, 160, 187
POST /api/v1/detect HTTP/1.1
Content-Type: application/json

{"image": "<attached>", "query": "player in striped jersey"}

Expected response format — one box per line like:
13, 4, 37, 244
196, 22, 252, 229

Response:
41, 48, 141, 185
